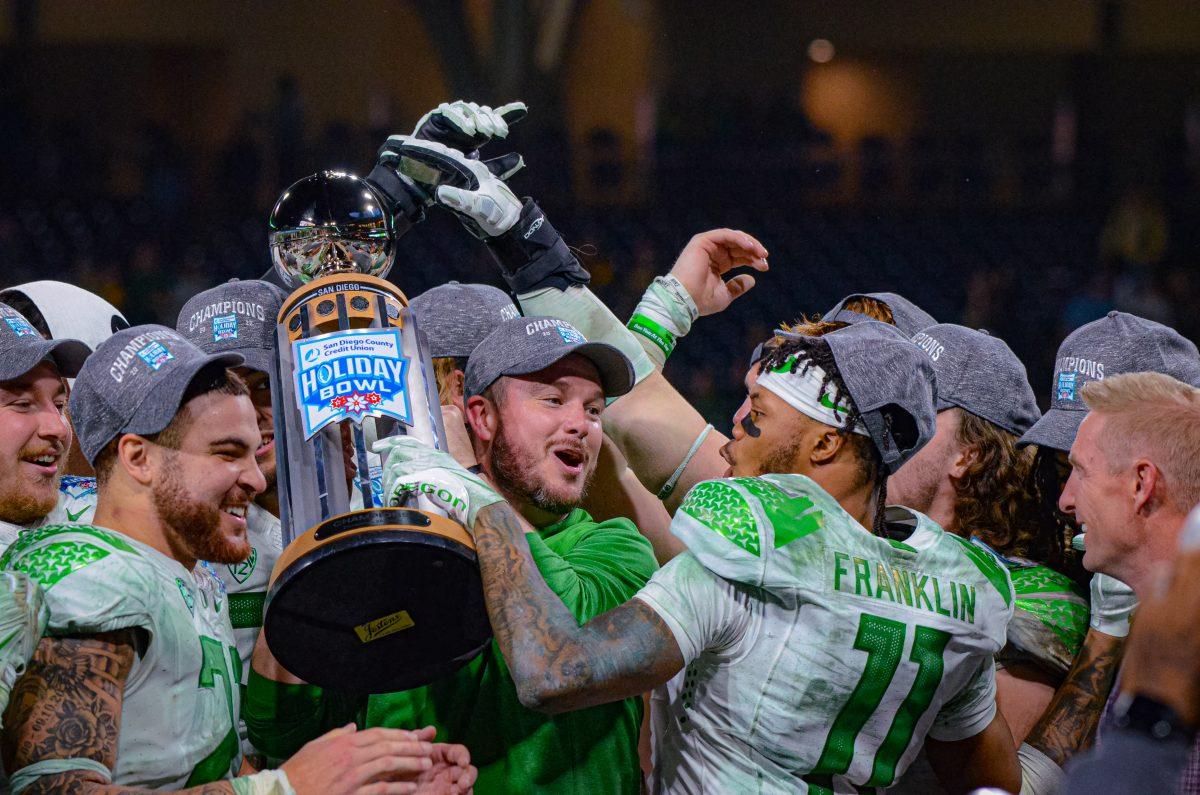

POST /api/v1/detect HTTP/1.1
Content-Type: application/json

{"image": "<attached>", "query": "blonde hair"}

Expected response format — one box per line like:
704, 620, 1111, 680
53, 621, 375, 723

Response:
1082, 372, 1200, 513
432, 356, 465, 406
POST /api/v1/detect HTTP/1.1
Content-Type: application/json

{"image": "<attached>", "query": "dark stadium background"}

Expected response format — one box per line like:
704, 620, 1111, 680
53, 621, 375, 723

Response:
2, 0, 1198, 426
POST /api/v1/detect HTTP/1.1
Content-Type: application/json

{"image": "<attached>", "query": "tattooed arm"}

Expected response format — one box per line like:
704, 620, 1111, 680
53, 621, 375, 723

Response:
1023, 628, 1125, 766
1, 630, 233, 794
473, 502, 685, 713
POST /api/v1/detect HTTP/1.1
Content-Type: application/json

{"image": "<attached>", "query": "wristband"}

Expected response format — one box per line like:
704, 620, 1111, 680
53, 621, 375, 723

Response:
232, 769, 297, 795
658, 424, 713, 501
627, 275, 699, 368
1016, 742, 1065, 795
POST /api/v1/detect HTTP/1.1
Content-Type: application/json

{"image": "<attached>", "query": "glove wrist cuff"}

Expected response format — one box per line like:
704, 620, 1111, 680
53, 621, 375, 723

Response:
365, 164, 426, 227
627, 275, 698, 367
487, 199, 591, 293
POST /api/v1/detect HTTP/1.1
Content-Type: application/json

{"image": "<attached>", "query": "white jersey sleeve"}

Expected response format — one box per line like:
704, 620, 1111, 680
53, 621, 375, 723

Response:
635, 552, 749, 664
927, 654, 997, 742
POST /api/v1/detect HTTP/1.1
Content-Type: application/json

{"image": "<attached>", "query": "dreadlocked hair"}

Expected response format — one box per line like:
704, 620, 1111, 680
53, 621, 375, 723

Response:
951, 412, 1043, 559
758, 335, 889, 534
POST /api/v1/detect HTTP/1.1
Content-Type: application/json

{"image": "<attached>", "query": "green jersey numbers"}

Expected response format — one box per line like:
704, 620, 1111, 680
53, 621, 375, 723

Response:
806, 616, 950, 794
637, 477, 1013, 794
0, 525, 242, 789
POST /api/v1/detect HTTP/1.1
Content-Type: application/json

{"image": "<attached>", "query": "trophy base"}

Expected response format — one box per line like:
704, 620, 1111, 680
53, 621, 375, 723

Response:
263, 507, 492, 695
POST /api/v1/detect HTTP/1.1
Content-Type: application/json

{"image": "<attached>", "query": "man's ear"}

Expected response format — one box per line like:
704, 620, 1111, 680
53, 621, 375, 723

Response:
1131, 458, 1161, 515
117, 434, 156, 487
949, 444, 979, 482
465, 394, 499, 443
810, 428, 845, 466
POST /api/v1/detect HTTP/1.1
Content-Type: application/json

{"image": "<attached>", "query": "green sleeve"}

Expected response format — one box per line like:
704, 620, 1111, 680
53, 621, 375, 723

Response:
526, 519, 658, 624
243, 669, 365, 760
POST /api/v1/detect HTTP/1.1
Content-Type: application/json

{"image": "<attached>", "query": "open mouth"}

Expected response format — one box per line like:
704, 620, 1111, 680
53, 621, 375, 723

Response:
552, 447, 586, 476
220, 504, 248, 529
20, 451, 61, 477
256, 434, 275, 458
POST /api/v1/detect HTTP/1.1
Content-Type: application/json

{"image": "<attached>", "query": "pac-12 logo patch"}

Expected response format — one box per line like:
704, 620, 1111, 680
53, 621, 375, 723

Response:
136, 341, 174, 370
293, 328, 413, 439
1056, 372, 1078, 402
212, 314, 238, 342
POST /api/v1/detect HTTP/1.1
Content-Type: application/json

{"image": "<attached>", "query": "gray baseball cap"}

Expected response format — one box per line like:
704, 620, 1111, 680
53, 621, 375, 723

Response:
0, 303, 91, 381
912, 323, 1040, 436
176, 279, 287, 374
409, 282, 520, 359
823, 320, 938, 474
1020, 311, 1200, 452
69, 325, 244, 464
465, 316, 634, 399
824, 292, 937, 337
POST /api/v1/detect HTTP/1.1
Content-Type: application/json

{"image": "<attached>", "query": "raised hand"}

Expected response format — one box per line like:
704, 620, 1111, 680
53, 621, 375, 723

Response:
411, 100, 528, 155
668, 229, 769, 317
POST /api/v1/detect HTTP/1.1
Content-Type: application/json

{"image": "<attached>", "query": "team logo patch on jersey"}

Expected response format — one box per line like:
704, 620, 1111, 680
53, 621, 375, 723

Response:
1056, 372, 1078, 402
212, 314, 238, 342
292, 328, 413, 439
137, 341, 174, 371
226, 547, 257, 584
3, 316, 37, 337
176, 577, 195, 616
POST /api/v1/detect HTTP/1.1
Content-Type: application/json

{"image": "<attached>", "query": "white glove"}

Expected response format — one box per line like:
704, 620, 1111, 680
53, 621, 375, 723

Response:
410, 100, 528, 152
1089, 572, 1137, 638
374, 436, 503, 530
435, 160, 523, 238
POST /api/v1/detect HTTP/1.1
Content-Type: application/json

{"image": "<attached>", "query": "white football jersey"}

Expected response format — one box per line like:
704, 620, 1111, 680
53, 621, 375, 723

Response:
210, 502, 281, 756
0, 524, 242, 788
636, 475, 1013, 794
0, 475, 98, 550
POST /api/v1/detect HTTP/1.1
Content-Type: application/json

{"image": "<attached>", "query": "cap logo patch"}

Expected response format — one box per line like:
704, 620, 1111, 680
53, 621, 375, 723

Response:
1056, 372, 1078, 401
292, 328, 413, 439
136, 341, 174, 371
212, 314, 239, 342
2, 316, 37, 338
108, 329, 180, 382
557, 326, 586, 345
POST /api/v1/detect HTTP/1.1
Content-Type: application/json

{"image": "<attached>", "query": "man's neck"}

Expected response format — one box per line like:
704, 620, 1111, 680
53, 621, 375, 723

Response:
808, 470, 877, 530
1118, 510, 1187, 599
93, 492, 196, 570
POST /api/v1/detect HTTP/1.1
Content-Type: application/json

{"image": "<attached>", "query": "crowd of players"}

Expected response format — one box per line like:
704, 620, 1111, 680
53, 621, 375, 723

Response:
0, 100, 1196, 794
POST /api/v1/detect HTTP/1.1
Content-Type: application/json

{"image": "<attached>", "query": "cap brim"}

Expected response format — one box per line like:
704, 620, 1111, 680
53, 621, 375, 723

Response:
226, 346, 274, 376
0, 337, 92, 381
499, 341, 635, 399
123, 351, 246, 438
1018, 407, 1083, 452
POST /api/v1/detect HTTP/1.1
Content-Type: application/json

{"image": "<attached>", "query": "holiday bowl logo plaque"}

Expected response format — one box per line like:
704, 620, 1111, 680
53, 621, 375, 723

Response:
293, 328, 412, 439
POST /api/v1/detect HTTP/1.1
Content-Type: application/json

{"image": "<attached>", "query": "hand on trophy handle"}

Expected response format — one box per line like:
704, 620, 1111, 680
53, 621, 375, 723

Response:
374, 435, 503, 530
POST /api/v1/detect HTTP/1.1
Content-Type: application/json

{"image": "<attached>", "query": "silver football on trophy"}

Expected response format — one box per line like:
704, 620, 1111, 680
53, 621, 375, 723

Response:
268, 171, 396, 287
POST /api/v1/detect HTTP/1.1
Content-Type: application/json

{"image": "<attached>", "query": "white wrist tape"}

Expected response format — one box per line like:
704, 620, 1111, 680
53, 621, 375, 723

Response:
758, 360, 868, 436
627, 275, 699, 367
658, 424, 713, 501
232, 768, 297, 795
1017, 742, 1066, 795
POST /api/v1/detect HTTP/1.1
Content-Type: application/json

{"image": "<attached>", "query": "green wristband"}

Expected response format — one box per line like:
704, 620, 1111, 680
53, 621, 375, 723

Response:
627, 313, 677, 359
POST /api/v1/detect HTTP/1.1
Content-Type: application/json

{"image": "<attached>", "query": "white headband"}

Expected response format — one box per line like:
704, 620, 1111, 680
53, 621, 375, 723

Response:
758, 359, 869, 436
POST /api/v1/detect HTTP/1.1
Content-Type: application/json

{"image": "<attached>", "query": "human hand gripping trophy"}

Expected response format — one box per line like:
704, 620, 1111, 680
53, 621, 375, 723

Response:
261, 101, 526, 693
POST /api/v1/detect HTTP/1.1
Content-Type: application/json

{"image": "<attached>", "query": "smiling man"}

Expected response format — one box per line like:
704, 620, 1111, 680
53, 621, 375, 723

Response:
1, 326, 466, 793
247, 315, 658, 794
0, 303, 92, 549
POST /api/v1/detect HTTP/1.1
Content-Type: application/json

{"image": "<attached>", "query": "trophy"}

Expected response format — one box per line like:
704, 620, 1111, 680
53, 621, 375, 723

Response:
263, 171, 490, 694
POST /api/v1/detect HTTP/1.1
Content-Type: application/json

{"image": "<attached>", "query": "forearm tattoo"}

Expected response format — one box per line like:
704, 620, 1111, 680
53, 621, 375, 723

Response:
2, 631, 233, 794
1024, 630, 1125, 767
473, 503, 682, 712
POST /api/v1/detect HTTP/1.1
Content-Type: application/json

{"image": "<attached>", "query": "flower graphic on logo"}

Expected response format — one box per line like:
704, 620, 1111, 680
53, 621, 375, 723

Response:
330, 396, 348, 409
366, 392, 382, 404
345, 393, 370, 413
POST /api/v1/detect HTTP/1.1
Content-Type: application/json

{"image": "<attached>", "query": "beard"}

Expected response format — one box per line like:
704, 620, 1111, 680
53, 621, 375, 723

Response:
0, 480, 57, 526
152, 453, 250, 565
755, 436, 806, 477
488, 424, 590, 518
